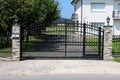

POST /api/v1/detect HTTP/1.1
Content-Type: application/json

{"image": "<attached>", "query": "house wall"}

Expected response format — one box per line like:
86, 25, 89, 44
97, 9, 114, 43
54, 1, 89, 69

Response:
75, 0, 82, 22
113, 20, 120, 35
113, 0, 120, 35
114, 0, 120, 11
74, 0, 120, 35
75, 0, 114, 25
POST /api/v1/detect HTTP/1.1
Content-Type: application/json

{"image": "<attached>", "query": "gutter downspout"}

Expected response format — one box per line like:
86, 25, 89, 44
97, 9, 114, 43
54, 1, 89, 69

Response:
71, 2, 76, 15
81, 0, 83, 24
80, 0, 83, 39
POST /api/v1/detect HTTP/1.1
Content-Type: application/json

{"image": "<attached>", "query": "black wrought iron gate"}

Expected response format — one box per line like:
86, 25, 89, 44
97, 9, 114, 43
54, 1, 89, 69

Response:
20, 21, 104, 59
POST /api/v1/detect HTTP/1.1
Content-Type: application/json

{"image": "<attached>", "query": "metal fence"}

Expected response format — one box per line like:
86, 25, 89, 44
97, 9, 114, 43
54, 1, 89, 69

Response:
112, 35, 120, 57
83, 23, 104, 59
113, 11, 120, 18
20, 21, 104, 59
0, 28, 12, 58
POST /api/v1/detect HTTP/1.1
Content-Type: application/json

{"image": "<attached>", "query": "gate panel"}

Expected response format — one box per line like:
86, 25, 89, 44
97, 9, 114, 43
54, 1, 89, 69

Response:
21, 21, 104, 59
65, 22, 83, 57
44, 23, 66, 57
22, 23, 67, 58
83, 23, 104, 59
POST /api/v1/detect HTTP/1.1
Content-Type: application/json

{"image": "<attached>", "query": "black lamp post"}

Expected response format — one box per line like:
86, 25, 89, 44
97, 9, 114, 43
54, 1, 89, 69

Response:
106, 17, 110, 26
14, 15, 19, 25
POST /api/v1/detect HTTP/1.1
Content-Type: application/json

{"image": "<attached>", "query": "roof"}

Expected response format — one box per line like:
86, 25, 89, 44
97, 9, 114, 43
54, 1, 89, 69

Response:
71, 0, 80, 5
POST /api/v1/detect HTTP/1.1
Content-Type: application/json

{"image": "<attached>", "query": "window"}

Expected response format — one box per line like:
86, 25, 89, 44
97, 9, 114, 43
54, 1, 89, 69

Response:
118, 3, 120, 11
91, 3, 105, 12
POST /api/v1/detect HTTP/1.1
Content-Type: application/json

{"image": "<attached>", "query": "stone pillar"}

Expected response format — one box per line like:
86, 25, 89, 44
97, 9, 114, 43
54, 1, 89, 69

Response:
12, 24, 20, 61
104, 26, 113, 60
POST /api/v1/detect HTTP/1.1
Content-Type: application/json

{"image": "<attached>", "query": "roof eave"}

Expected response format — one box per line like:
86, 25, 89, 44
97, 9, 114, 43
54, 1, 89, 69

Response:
71, 0, 79, 5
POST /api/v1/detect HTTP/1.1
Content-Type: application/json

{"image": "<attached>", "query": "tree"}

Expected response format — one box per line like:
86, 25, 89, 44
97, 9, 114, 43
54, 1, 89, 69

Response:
32, 0, 60, 23
0, 0, 60, 31
0, 0, 32, 31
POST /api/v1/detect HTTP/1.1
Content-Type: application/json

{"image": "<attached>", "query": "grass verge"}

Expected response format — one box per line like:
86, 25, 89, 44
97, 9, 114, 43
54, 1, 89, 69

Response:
86, 37, 99, 52
113, 58, 120, 63
0, 46, 12, 57
0, 46, 12, 53
112, 42, 120, 54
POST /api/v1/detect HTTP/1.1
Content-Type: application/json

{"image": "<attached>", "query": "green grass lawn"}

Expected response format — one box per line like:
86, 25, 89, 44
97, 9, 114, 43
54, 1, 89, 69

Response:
112, 41, 120, 63
86, 37, 100, 52
87, 37, 120, 62
46, 26, 74, 35
22, 36, 42, 52
0, 37, 12, 56
0, 46, 12, 57
28, 35, 45, 41
22, 42, 31, 52
113, 58, 120, 63
112, 42, 120, 55
0, 46, 12, 53
86, 38, 120, 55
0, 37, 12, 53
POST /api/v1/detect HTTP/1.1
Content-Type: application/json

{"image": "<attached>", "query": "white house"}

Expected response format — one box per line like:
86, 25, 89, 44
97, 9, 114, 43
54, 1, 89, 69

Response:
71, 0, 120, 35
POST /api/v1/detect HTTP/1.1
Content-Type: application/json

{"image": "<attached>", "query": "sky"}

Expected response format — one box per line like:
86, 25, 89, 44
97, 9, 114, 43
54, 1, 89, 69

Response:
57, 0, 74, 19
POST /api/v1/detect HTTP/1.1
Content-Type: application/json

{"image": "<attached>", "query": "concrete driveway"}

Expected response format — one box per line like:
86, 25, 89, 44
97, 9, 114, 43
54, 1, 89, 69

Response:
0, 60, 120, 75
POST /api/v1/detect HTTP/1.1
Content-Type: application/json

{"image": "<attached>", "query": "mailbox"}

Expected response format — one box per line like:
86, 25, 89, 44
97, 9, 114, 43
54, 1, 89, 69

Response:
11, 33, 20, 39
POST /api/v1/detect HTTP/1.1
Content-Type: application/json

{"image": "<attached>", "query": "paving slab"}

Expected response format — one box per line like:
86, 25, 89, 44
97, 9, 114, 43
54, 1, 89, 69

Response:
0, 60, 120, 75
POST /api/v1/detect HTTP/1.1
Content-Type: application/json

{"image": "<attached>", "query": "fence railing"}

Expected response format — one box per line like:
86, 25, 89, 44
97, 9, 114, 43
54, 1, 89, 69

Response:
0, 30, 12, 58
113, 11, 120, 18
20, 21, 104, 59
0, 32, 11, 47
112, 35, 120, 57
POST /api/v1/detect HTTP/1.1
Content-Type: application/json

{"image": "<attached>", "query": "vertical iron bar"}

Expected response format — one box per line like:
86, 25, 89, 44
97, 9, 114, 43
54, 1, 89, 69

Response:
1, 31, 4, 47
98, 27, 101, 59
101, 30, 104, 60
20, 25, 22, 60
26, 25, 29, 42
65, 19, 67, 57
77, 21, 79, 54
83, 23, 86, 57
81, 0, 83, 26
77, 21, 79, 33
0, 31, 1, 47
6, 31, 9, 45
1, 31, 2, 47
80, 0, 83, 38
